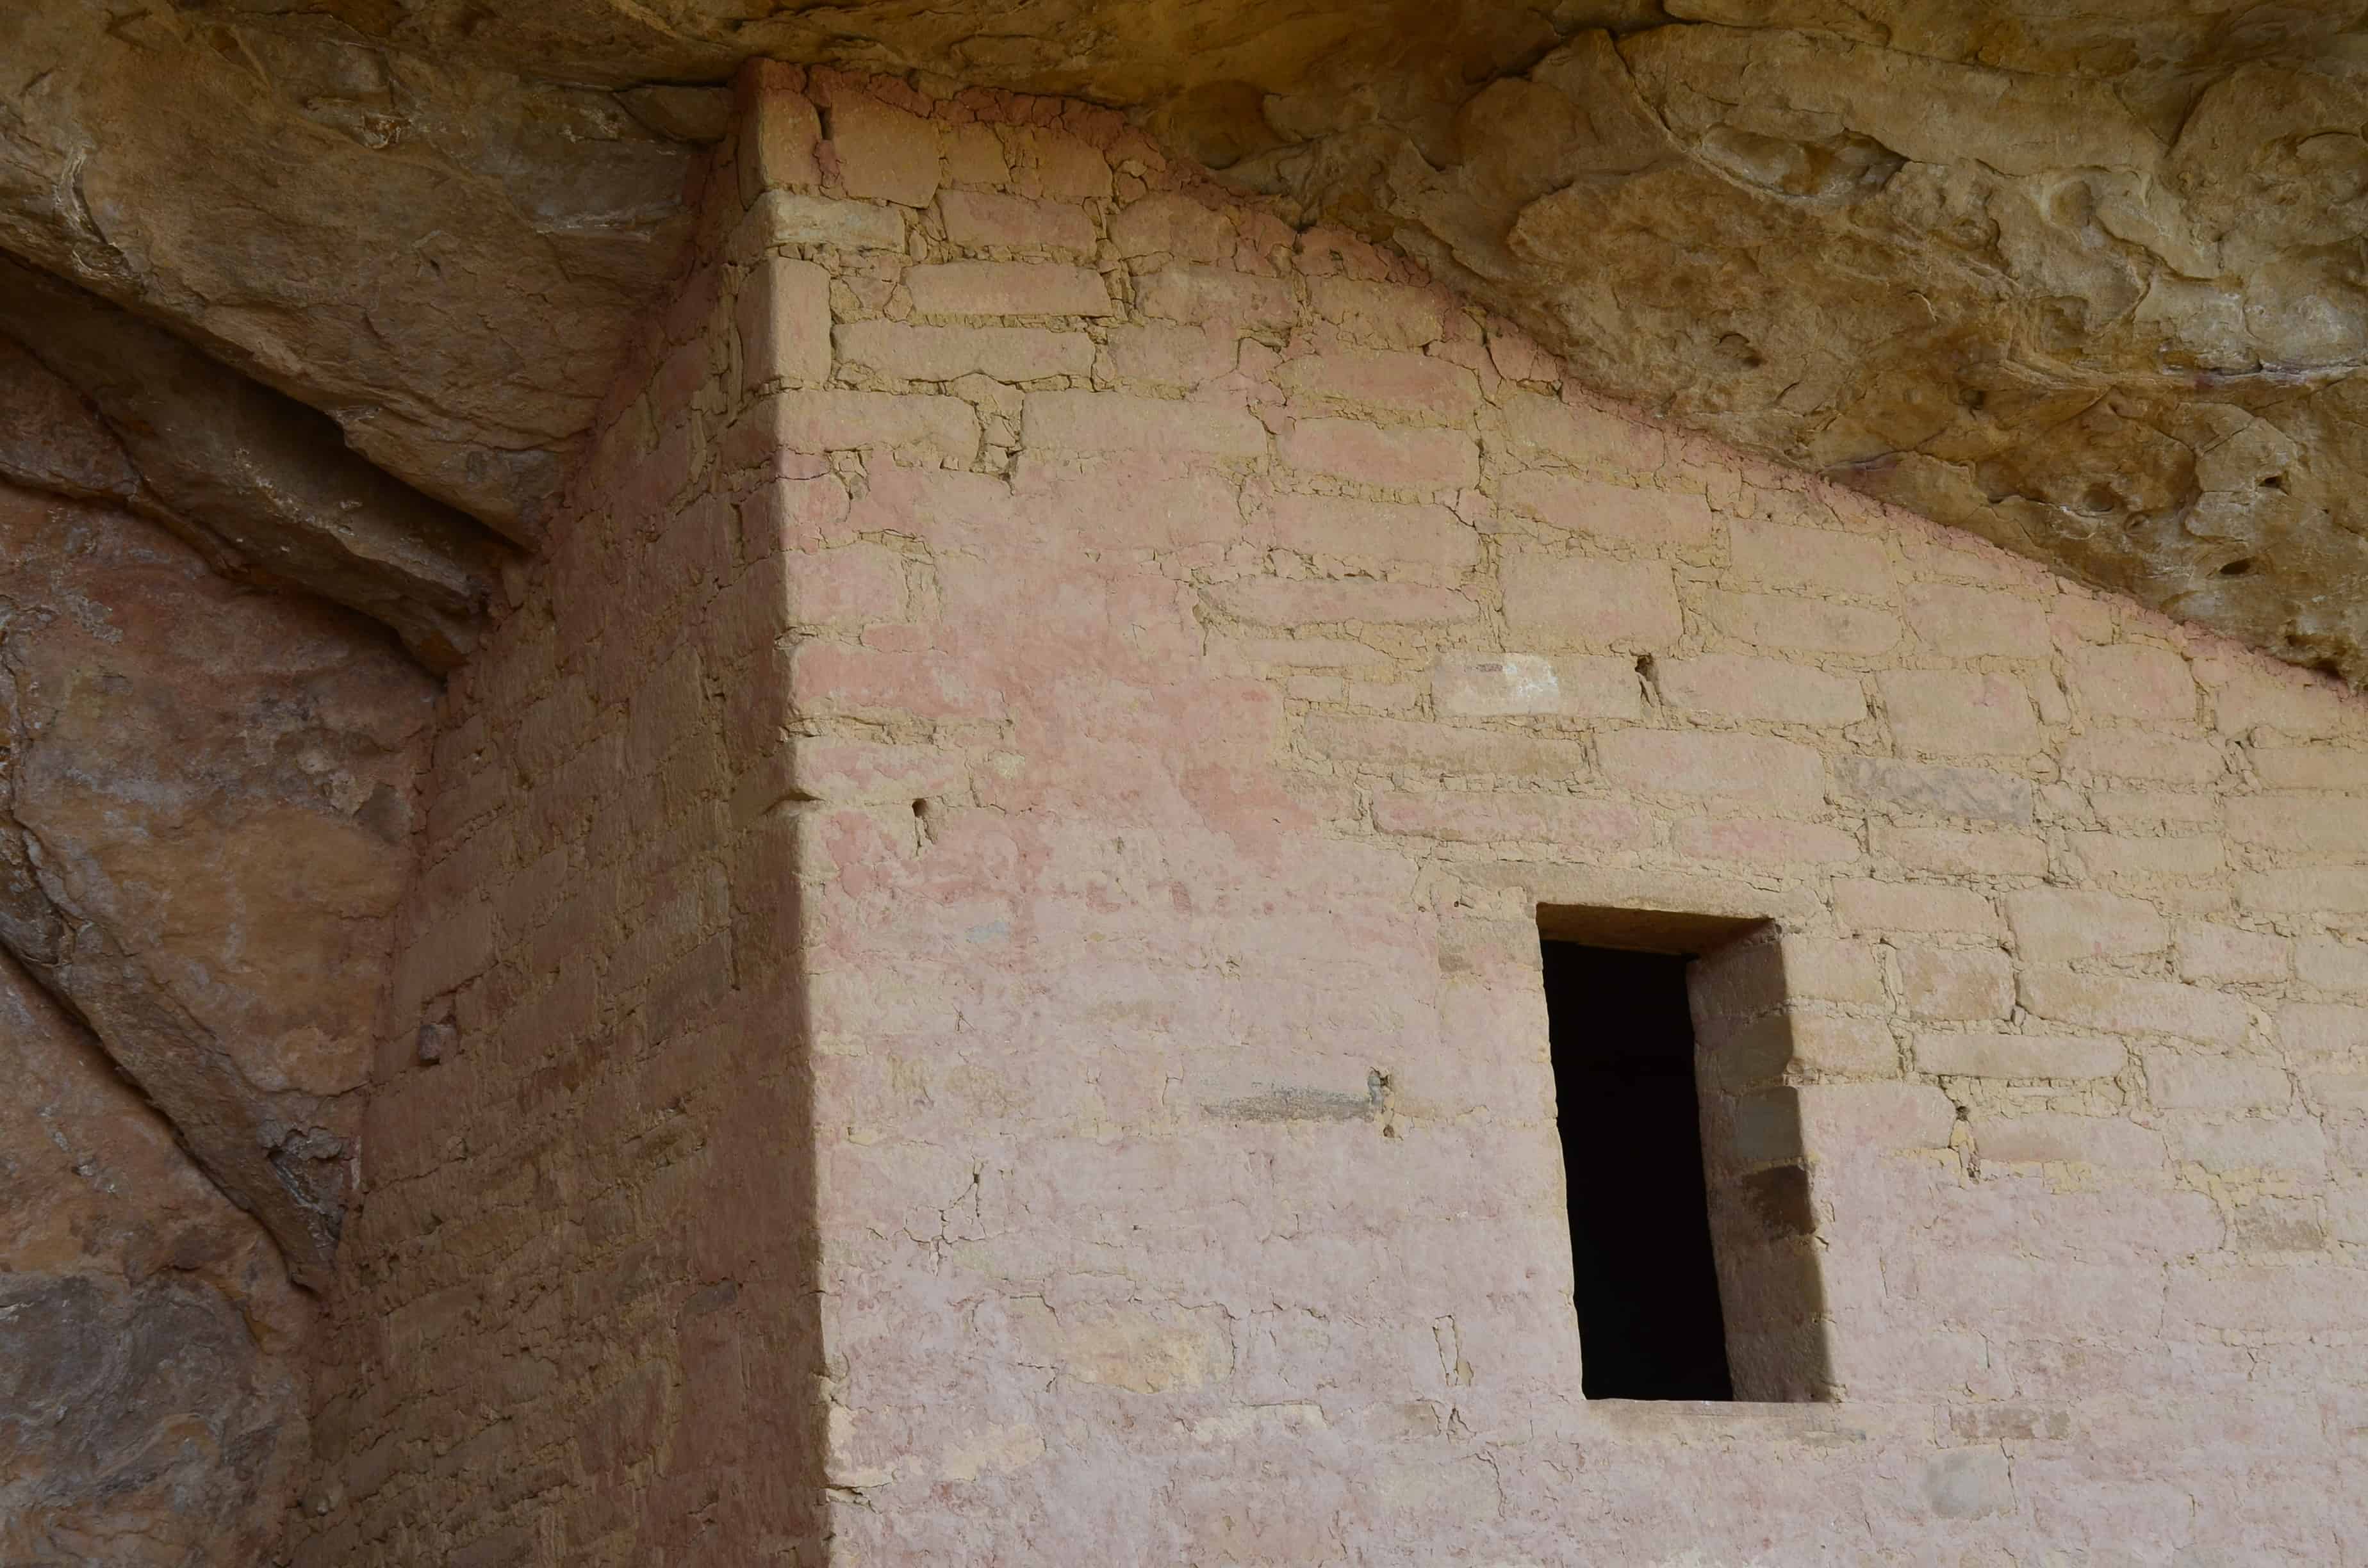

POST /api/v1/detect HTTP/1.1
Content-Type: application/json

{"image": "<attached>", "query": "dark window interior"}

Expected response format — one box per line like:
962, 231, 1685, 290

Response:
1543, 940, 1734, 1401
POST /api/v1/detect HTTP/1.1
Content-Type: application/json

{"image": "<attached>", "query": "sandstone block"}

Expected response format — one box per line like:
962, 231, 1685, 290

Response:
908, 261, 1116, 317
2089, 788, 2221, 831
1904, 582, 2051, 657
1597, 730, 1825, 811
834, 321, 1092, 382
2253, 745, 2368, 790
1658, 655, 1867, 726
1897, 945, 2014, 1020
2298, 937, 2368, 992
1136, 265, 1298, 329
1977, 1112, 2166, 1169
2062, 733, 2226, 784
1797, 1082, 1956, 1152
737, 71, 822, 200
2167, 1262, 2367, 1332
1102, 323, 1237, 388
1833, 879, 2000, 936
2208, 663, 2353, 737
1729, 518, 1891, 598
1673, 817, 1861, 868
1430, 653, 1640, 719
1299, 715, 1588, 776
1307, 276, 1444, 347
2070, 830, 2228, 882
2019, 969, 2250, 1048
830, 95, 940, 206
2175, 922, 2289, 984
1278, 418, 1479, 489
1262, 495, 1477, 568
1012, 460, 1244, 549
1012, 459, 1243, 549
1501, 552, 1682, 647
2239, 865, 2368, 914
1880, 671, 2041, 756
2228, 793, 2368, 856
1785, 1013, 1899, 1076
942, 123, 1008, 186
1709, 590, 1902, 655
1873, 824, 2050, 876
1916, 1032, 2123, 1079
1274, 350, 1481, 421
762, 390, 979, 463
1024, 128, 1112, 200
1110, 192, 1235, 261
1231, 637, 1392, 670
1494, 391, 1662, 467
1834, 756, 2033, 824
1486, 326, 1558, 384
939, 189, 1097, 252
2069, 643, 2195, 722
2005, 887, 2169, 962
2172, 1116, 2328, 1174
2146, 1052, 2290, 1111
1500, 470, 1719, 549
1024, 391, 1265, 456
1780, 936, 1889, 1005
1370, 790, 1652, 847
1210, 578, 1477, 626
2277, 1001, 2368, 1060
737, 256, 832, 390
743, 190, 907, 251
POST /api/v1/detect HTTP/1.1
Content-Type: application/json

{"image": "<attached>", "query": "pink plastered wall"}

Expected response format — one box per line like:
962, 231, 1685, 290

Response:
324, 65, 2368, 1567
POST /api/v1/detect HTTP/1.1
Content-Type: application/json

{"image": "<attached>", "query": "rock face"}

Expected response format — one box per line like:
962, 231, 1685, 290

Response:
0, 0, 707, 537
0, 479, 437, 1286
1, 952, 311, 1566
0, 261, 513, 671
5, 1, 2366, 678
1237, 14, 2368, 680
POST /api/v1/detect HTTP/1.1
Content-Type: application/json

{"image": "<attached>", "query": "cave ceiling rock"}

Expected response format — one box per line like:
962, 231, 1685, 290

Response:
4, 1, 2368, 679
0, 260, 512, 671
1228, 18, 2368, 680
0, 0, 709, 539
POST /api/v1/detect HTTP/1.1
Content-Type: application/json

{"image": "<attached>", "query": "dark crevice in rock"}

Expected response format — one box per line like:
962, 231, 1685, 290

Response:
0, 257, 514, 673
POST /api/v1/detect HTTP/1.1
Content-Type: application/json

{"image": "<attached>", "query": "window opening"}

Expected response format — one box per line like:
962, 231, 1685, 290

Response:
1543, 940, 1734, 1400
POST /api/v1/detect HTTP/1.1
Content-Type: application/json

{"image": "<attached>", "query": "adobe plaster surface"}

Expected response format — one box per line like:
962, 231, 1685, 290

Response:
301, 71, 2368, 1566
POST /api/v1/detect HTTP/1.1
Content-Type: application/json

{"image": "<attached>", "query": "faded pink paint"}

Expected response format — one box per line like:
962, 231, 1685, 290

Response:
313, 65, 2368, 1568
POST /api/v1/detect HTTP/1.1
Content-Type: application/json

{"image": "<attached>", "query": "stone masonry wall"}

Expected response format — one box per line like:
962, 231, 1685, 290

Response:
324, 68, 2368, 1566
296, 85, 823, 1568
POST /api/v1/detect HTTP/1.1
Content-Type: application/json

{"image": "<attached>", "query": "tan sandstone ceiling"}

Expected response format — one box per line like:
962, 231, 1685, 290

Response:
6, 1, 2368, 678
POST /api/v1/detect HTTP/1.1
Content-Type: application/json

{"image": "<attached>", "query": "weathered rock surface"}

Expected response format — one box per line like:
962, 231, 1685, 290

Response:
0, 0, 706, 537
1, 952, 310, 1566
0, 260, 512, 671
8, 1, 2368, 678
1237, 13, 2368, 680
0, 479, 436, 1287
